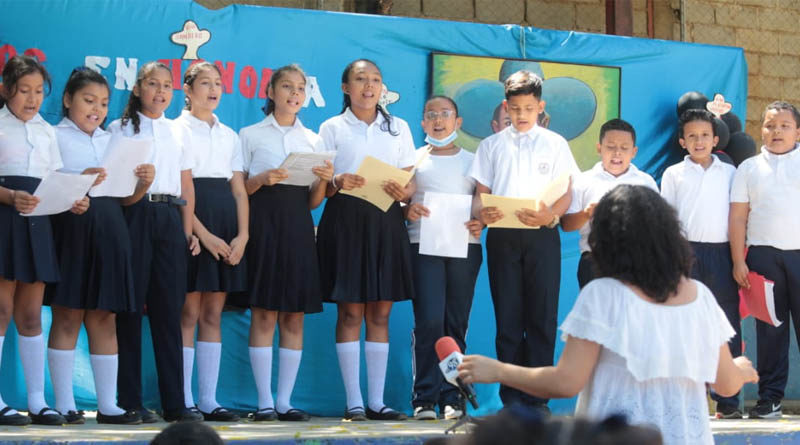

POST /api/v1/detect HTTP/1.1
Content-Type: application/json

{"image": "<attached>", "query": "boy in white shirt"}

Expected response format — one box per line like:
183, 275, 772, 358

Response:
470, 70, 579, 411
730, 101, 800, 419
562, 118, 657, 289
661, 109, 741, 418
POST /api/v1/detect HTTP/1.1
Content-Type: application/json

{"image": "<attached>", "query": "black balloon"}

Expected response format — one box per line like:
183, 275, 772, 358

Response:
725, 132, 757, 167
721, 112, 742, 134
713, 117, 730, 151
677, 91, 709, 117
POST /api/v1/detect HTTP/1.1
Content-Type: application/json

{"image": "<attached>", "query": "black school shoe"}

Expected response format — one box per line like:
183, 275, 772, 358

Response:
28, 407, 66, 425
63, 410, 85, 424
343, 406, 367, 421
133, 407, 160, 424
162, 407, 203, 423
277, 408, 310, 421
201, 407, 240, 422
366, 406, 408, 421
0, 406, 31, 426
748, 400, 782, 419
251, 407, 277, 421
97, 409, 143, 425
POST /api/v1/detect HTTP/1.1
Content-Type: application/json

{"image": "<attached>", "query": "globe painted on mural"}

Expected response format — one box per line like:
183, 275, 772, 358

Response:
499, 60, 545, 82
453, 78, 506, 139
541, 77, 597, 141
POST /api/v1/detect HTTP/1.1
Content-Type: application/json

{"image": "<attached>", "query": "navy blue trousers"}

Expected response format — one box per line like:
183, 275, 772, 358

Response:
116, 199, 188, 414
486, 227, 561, 408
410, 243, 482, 409
746, 246, 800, 403
690, 242, 742, 409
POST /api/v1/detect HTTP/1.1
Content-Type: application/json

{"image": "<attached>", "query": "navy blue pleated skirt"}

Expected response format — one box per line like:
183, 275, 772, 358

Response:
229, 184, 321, 313
0, 176, 59, 283
45, 197, 136, 312
187, 178, 247, 293
316, 193, 414, 303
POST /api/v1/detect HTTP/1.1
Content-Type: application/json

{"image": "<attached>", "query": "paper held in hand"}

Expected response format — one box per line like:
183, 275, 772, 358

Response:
278, 151, 336, 186
89, 136, 153, 198
23, 171, 98, 216
419, 192, 472, 258
339, 150, 431, 212
480, 173, 571, 229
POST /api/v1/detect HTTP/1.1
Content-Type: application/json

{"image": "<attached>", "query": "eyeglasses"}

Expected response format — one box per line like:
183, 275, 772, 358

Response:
424, 110, 456, 121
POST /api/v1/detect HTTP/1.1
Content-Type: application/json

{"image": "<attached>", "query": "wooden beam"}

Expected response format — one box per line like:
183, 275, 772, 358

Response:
605, 0, 633, 36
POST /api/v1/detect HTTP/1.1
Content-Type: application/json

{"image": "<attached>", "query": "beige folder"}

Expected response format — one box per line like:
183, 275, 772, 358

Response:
340, 156, 414, 212
480, 173, 571, 229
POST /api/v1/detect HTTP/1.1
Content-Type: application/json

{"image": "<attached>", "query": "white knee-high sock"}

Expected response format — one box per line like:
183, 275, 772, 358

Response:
365, 341, 389, 412
19, 334, 47, 414
47, 348, 76, 414
276, 348, 302, 413
0, 337, 19, 416
89, 354, 125, 415
336, 341, 363, 411
195, 341, 221, 413
249, 346, 274, 410
182, 347, 195, 408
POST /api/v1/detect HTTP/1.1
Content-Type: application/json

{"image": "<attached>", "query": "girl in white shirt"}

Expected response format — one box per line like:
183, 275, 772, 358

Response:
405, 96, 483, 420
236, 64, 332, 422
0, 55, 88, 426
176, 61, 247, 422
458, 185, 759, 445
316, 59, 415, 421
108, 61, 201, 423
46, 68, 151, 426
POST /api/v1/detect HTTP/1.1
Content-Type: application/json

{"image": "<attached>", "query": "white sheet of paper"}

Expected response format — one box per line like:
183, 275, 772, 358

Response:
419, 192, 472, 258
278, 152, 336, 186
24, 171, 98, 216
89, 136, 153, 198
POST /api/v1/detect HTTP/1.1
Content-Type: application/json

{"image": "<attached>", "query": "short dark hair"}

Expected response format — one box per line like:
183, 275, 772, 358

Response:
0, 55, 51, 109
678, 109, 716, 139
150, 421, 224, 445
763, 100, 800, 127
589, 185, 692, 303
504, 70, 542, 100
599, 118, 636, 145
425, 95, 459, 117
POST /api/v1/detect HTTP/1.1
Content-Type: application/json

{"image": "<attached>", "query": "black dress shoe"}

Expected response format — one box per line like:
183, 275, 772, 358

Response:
366, 406, 408, 421
201, 407, 240, 422
251, 408, 277, 422
0, 406, 31, 426
343, 406, 367, 421
163, 408, 203, 423
63, 410, 85, 424
97, 409, 142, 425
134, 408, 160, 424
28, 407, 66, 425
277, 408, 310, 421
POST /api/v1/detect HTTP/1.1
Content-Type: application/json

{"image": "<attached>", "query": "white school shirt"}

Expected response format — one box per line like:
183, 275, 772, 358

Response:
469, 124, 579, 198
0, 105, 62, 178
175, 110, 243, 180
239, 114, 323, 177
107, 112, 193, 196
568, 162, 658, 252
731, 145, 800, 250
660, 155, 735, 243
407, 147, 479, 244
55, 118, 109, 174
318, 108, 416, 174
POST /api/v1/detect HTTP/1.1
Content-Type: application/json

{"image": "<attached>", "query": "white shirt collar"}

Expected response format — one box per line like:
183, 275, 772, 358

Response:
342, 107, 386, 127
590, 161, 641, 179
761, 144, 800, 161
682, 153, 726, 170
261, 113, 305, 133
56, 117, 108, 138
0, 104, 45, 124
136, 111, 168, 124
180, 109, 220, 129
506, 124, 541, 145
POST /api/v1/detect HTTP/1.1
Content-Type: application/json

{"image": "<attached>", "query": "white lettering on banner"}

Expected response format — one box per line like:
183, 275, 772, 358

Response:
114, 57, 138, 91
305, 76, 326, 108
84, 56, 110, 73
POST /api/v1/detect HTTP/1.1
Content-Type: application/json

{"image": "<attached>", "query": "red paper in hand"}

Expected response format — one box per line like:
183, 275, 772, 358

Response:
739, 272, 782, 327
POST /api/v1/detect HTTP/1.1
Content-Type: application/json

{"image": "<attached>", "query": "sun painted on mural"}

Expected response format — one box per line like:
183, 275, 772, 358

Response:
431, 53, 621, 170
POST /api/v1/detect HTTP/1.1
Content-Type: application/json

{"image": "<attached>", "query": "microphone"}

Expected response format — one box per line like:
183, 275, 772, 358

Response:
435, 336, 479, 409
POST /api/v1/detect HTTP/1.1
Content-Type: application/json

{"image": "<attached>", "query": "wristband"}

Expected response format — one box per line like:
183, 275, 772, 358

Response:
546, 213, 560, 229
331, 174, 339, 189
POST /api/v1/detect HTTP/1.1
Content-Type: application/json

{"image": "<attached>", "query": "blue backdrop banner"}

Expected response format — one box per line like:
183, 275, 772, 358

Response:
0, 0, 746, 416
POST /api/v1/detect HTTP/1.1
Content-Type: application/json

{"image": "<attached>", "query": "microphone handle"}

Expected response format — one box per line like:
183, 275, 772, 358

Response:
456, 376, 480, 409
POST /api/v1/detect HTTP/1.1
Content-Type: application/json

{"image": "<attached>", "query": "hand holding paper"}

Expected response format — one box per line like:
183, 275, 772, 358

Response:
340, 156, 413, 212
480, 173, 570, 229
279, 152, 337, 186
739, 271, 782, 327
24, 171, 98, 216
419, 192, 472, 258
12, 190, 40, 214
89, 136, 153, 198
336, 173, 366, 190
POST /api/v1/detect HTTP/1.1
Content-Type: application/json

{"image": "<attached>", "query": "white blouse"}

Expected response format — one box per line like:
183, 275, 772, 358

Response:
55, 118, 109, 174
318, 108, 416, 174
239, 114, 322, 177
107, 112, 193, 196
0, 105, 62, 178
561, 278, 734, 445
175, 110, 242, 180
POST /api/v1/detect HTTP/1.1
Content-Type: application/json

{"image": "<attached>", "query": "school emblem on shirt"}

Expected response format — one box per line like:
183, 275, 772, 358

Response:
538, 162, 550, 175
170, 20, 211, 60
